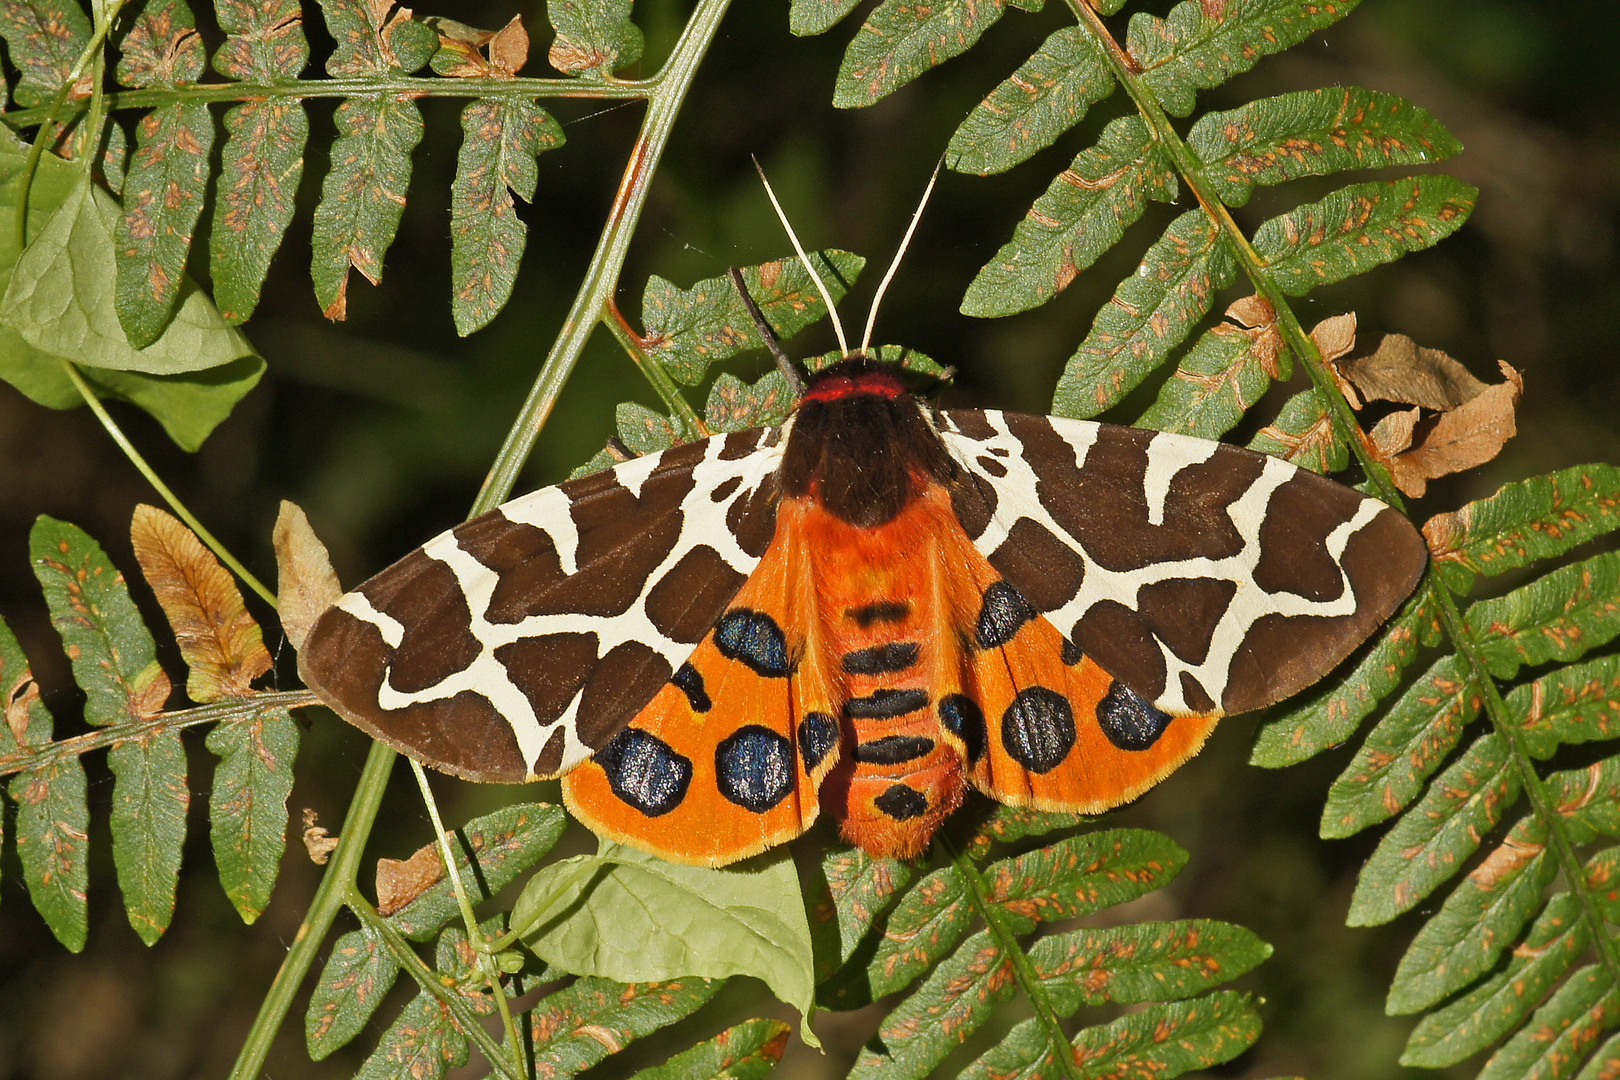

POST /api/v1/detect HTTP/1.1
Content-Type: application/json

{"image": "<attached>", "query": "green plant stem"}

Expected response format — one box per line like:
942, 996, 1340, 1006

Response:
1, 74, 651, 131
947, 835, 1084, 1080
408, 758, 526, 1074
0, 690, 314, 777
226, 741, 395, 1080
59, 360, 277, 607
604, 299, 709, 438
474, 0, 734, 511
349, 895, 526, 1080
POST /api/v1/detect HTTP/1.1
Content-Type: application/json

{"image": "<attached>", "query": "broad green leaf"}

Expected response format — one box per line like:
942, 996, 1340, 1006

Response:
615, 401, 681, 455
1134, 320, 1276, 438
211, 100, 308, 324
1387, 817, 1552, 1015
1190, 88, 1462, 206
356, 927, 487, 1080
1031, 920, 1271, 1009
1402, 893, 1588, 1068
1320, 654, 1478, 839
450, 99, 563, 335
1478, 966, 1616, 1080
1252, 594, 1429, 767
206, 709, 299, 923
963, 117, 1174, 318
30, 515, 168, 727
548, 0, 643, 77
833, 0, 1016, 109
213, 0, 308, 82
386, 802, 567, 940
1347, 734, 1518, 928
790, 0, 862, 36
108, 729, 190, 943
1052, 209, 1236, 419
808, 844, 917, 1006
989, 829, 1187, 929
1426, 463, 1620, 591
1, 616, 90, 952
630, 1019, 790, 1080
864, 864, 975, 998
1469, 551, 1620, 679
1253, 176, 1478, 296
848, 929, 1013, 1080
1, 177, 258, 373
948, 27, 1114, 176
93, 359, 267, 452
1508, 654, 1620, 759
0, 0, 91, 107
1128, 0, 1360, 117
517, 844, 818, 1044
963, 991, 1261, 1080
1247, 387, 1349, 473
641, 251, 864, 385
309, 94, 425, 319
321, 0, 436, 77
529, 976, 719, 1075
307, 924, 397, 1059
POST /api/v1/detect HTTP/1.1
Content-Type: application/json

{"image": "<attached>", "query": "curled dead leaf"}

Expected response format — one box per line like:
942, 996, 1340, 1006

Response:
376, 840, 446, 916
131, 505, 270, 704
1377, 362, 1523, 498
1336, 333, 1489, 412
274, 501, 342, 653
303, 808, 340, 865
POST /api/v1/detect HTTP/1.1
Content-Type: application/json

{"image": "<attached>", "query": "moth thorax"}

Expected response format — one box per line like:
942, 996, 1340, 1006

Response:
782, 362, 955, 528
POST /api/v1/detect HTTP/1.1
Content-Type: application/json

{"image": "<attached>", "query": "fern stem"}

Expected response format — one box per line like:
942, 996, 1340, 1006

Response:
226, 741, 396, 1080
473, 0, 734, 512
0, 74, 652, 131
59, 360, 278, 608
0, 690, 315, 777
349, 892, 528, 1080
407, 758, 527, 1074
1426, 576, 1620, 988
1062, 0, 1408, 513
946, 835, 1085, 1080
604, 298, 710, 439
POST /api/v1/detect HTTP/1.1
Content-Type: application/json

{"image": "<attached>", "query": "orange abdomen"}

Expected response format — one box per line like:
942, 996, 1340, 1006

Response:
788, 486, 973, 858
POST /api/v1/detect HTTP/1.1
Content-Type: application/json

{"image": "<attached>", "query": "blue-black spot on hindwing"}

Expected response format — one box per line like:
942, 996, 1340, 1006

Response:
714, 609, 791, 677
854, 735, 935, 765
976, 581, 1037, 649
595, 728, 692, 817
1060, 636, 1084, 667
938, 694, 987, 763
1002, 687, 1076, 774
797, 712, 838, 772
1096, 681, 1172, 751
716, 725, 795, 813
671, 662, 711, 712
874, 784, 928, 821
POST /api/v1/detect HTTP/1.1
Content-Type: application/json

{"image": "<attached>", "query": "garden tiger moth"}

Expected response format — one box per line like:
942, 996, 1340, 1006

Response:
298, 173, 1427, 867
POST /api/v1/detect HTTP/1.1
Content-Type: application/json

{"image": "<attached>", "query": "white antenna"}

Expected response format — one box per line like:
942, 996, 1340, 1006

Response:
753, 159, 850, 358
860, 158, 943, 358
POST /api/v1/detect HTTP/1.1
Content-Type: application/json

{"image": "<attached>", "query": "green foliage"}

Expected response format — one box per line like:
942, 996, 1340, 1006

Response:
0, 2, 1608, 1079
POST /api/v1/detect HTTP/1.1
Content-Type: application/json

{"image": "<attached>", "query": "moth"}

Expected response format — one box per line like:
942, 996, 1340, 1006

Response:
299, 178, 1427, 868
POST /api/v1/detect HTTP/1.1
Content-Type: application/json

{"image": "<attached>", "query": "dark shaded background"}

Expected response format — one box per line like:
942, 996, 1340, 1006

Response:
1, 0, 1616, 1076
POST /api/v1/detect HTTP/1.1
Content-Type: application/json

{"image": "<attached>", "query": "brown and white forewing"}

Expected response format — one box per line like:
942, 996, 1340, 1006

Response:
940, 410, 1425, 716
299, 427, 786, 782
